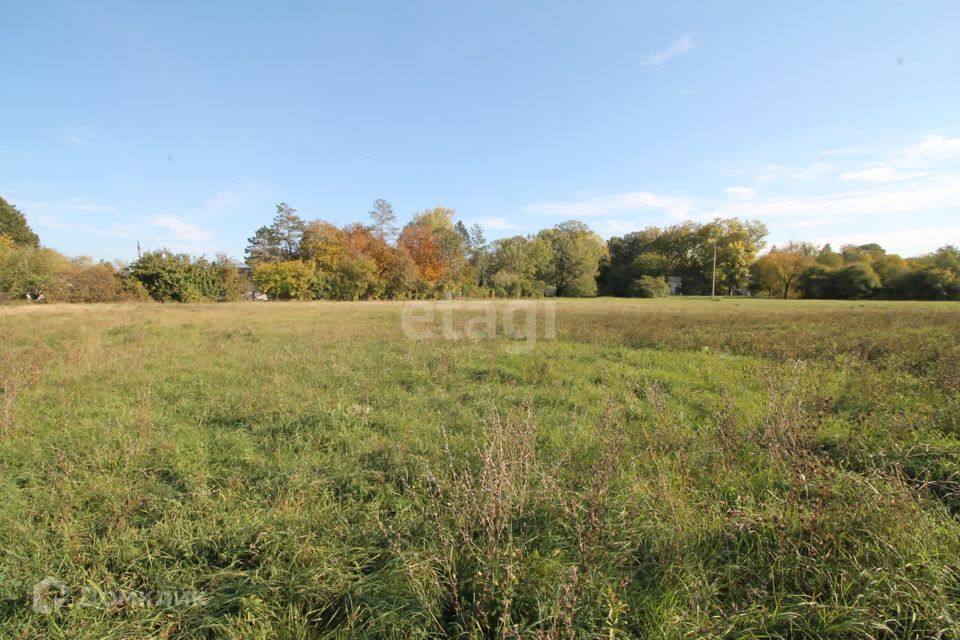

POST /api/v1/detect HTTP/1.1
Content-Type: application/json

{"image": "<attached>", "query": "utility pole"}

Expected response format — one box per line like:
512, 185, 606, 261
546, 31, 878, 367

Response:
137, 240, 142, 259
711, 240, 717, 299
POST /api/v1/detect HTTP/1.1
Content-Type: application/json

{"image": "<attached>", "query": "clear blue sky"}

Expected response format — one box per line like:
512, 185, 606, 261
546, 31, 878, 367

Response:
3, 1, 959, 261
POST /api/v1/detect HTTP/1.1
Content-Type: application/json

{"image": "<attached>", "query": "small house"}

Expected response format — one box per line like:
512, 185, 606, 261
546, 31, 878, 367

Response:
666, 276, 682, 295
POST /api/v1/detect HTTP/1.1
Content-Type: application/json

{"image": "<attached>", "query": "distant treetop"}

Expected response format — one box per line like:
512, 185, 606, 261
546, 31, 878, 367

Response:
0, 196, 40, 247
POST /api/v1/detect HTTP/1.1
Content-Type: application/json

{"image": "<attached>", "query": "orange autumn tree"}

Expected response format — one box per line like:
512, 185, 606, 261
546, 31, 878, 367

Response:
343, 222, 381, 258
344, 222, 403, 284
398, 224, 446, 282
397, 207, 466, 289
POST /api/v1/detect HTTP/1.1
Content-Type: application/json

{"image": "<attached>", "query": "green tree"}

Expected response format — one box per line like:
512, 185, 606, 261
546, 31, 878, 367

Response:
536, 221, 607, 297
886, 268, 960, 300
245, 226, 283, 267
0, 241, 66, 299
872, 254, 908, 287
697, 219, 768, 294
750, 242, 817, 298
487, 236, 550, 297
300, 221, 350, 272
329, 254, 381, 300
600, 219, 765, 296
454, 220, 470, 246
842, 243, 885, 264
599, 228, 673, 296
830, 263, 880, 299
245, 202, 307, 267
815, 244, 844, 268
920, 245, 960, 276
490, 236, 548, 280
369, 199, 398, 241
272, 202, 307, 258
798, 264, 835, 298
380, 248, 419, 299
453, 223, 490, 289
0, 196, 40, 247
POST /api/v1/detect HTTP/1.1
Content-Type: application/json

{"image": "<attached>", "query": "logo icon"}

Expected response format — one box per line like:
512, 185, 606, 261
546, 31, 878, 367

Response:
32, 577, 69, 614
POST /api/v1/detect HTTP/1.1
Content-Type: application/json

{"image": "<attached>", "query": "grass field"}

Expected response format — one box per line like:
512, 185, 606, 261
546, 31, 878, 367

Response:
2, 298, 959, 638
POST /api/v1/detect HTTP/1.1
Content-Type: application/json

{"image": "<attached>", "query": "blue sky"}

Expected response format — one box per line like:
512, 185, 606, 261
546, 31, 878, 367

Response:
3, 1, 960, 261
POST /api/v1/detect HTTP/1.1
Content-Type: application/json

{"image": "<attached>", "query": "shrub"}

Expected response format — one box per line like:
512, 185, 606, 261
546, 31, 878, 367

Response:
564, 273, 599, 297
62, 261, 122, 303
216, 256, 245, 302
252, 260, 315, 300
490, 271, 524, 298
628, 275, 670, 298
129, 250, 242, 302
118, 275, 151, 301
490, 271, 546, 298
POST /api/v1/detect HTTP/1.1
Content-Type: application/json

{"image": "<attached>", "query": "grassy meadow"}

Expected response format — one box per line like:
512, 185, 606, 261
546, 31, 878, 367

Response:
1, 298, 959, 638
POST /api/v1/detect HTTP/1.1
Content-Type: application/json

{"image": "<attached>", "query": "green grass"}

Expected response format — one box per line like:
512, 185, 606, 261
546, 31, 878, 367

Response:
1, 298, 959, 638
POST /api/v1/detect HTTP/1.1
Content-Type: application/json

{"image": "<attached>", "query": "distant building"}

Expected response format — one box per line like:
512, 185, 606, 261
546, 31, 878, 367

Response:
666, 276, 682, 295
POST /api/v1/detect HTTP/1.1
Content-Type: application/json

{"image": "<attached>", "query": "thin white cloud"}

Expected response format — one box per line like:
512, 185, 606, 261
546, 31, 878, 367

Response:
65, 125, 100, 146
35, 215, 69, 230
201, 181, 270, 215
753, 162, 831, 183
777, 215, 861, 230
36, 217, 219, 256
524, 171, 960, 245
900, 135, 960, 167
593, 218, 653, 237
475, 216, 520, 231
519, 132, 960, 256
810, 226, 960, 258
725, 186, 756, 200
788, 163, 831, 180
640, 32, 695, 66
708, 173, 960, 220
841, 167, 928, 182
818, 144, 879, 157
524, 191, 696, 219
19, 198, 119, 215
150, 216, 211, 242
17, 182, 268, 260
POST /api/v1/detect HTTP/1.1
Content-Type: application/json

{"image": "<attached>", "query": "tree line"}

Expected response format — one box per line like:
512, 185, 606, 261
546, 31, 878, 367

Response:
0, 196, 243, 303
1, 194, 958, 302
242, 201, 607, 300
751, 241, 960, 300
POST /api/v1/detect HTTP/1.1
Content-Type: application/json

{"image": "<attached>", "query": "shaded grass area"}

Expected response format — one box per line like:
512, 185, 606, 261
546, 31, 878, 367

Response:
1, 299, 959, 638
